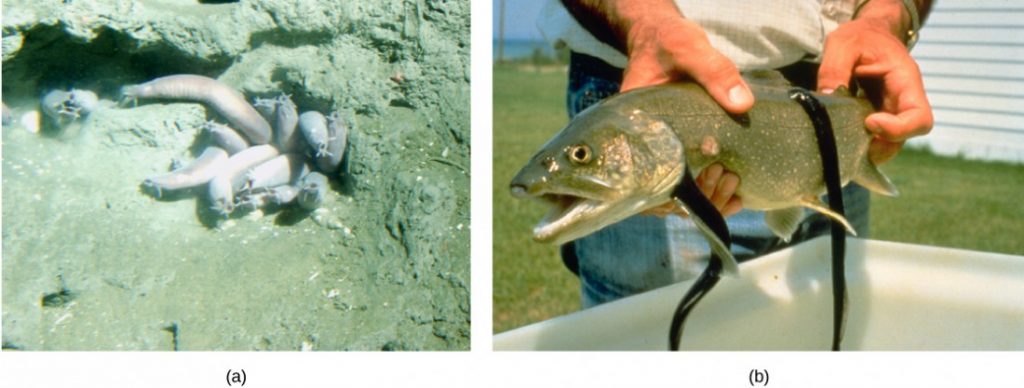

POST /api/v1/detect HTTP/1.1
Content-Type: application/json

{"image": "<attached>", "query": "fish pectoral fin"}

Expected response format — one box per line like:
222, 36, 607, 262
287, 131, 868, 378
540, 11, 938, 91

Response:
853, 159, 899, 197
764, 207, 805, 242
798, 196, 858, 236
673, 198, 741, 277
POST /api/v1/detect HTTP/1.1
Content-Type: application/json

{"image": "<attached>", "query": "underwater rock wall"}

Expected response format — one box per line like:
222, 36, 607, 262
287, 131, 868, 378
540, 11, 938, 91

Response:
2, 0, 469, 350
3, 0, 469, 119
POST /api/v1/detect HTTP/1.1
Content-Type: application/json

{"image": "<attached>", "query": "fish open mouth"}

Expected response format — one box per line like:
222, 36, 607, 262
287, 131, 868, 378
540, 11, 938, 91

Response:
510, 178, 628, 245
532, 192, 603, 244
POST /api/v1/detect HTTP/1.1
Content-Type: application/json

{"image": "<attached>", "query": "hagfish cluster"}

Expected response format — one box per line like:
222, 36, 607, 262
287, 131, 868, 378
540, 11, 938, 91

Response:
126, 74, 348, 218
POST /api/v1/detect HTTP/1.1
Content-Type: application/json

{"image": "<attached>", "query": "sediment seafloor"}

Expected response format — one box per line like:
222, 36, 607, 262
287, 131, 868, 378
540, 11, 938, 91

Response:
1, 0, 469, 350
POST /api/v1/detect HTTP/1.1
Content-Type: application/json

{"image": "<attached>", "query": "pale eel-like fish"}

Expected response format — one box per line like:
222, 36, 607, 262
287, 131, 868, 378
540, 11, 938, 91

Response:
123, 75, 272, 144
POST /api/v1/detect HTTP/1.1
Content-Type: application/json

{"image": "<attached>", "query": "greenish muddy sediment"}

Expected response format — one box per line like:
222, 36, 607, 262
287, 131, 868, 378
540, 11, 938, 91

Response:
1, 0, 469, 350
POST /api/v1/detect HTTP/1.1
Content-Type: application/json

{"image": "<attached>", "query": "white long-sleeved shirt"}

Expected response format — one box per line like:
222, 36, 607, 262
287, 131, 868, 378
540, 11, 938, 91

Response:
537, 0, 863, 70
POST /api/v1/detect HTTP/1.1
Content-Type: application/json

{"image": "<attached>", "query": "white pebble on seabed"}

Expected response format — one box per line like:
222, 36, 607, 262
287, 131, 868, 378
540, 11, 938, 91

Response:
21, 111, 40, 133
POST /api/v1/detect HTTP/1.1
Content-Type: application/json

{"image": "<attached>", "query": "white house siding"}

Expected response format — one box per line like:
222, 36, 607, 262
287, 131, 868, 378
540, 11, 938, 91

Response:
908, 0, 1024, 163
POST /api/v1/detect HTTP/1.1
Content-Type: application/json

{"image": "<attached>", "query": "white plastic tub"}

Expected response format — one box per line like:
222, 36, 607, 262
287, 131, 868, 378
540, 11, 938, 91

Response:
494, 237, 1024, 350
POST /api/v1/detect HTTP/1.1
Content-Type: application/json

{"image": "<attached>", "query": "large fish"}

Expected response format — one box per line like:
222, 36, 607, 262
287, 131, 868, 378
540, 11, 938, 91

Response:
509, 71, 897, 274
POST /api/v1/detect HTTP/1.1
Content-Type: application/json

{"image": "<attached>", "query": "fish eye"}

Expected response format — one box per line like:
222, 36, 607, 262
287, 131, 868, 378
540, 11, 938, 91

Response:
568, 144, 592, 164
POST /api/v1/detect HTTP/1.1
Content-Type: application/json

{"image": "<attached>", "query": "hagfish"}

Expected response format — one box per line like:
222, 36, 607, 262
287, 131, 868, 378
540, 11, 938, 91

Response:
298, 111, 330, 158
319, 112, 348, 174
41, 89, 99, 126
299, 110, 348, 174
143, 146, 230, 197
297, 172, 329, 210
267, 185, 301, 205
203, 121, 250, 155
207, 144, 280, 215
236, 185, 301, 212
122, 74, 272, 145
253, 96, 278, 120
243, 153, 311, 191
272, 95, 303, 153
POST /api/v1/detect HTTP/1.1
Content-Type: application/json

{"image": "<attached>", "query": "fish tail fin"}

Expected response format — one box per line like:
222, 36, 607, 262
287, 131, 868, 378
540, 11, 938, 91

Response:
853, 158, 899, 196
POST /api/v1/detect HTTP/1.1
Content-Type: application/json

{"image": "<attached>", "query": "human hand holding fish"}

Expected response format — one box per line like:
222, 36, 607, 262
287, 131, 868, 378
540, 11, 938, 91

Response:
561, 0, 755, 109
625, 12, 746, 218
818, 0, 934, 165
617, 12, 754, 114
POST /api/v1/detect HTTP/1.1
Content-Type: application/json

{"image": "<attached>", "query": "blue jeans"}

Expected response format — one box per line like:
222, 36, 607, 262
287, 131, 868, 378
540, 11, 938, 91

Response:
564, 52, 870, 308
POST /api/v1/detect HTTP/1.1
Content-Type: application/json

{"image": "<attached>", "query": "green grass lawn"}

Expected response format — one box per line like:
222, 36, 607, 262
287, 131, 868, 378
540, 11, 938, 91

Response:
491, 65, 1024, 334
492, 65, 579, 332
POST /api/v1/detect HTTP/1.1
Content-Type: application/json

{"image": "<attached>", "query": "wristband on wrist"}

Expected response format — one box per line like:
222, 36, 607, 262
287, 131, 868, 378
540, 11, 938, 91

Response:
854, 0, 921, 50
901, 0, 921, 49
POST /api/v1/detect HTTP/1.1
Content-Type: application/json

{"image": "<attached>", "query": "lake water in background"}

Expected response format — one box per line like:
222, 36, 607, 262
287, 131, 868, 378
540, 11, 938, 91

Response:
493, 39, 555, 61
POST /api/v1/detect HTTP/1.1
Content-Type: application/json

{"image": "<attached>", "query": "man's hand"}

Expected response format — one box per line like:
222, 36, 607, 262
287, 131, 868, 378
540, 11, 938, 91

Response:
817, 2, 934, 165
620, 14, 754, 114
562, 0, 755, 110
